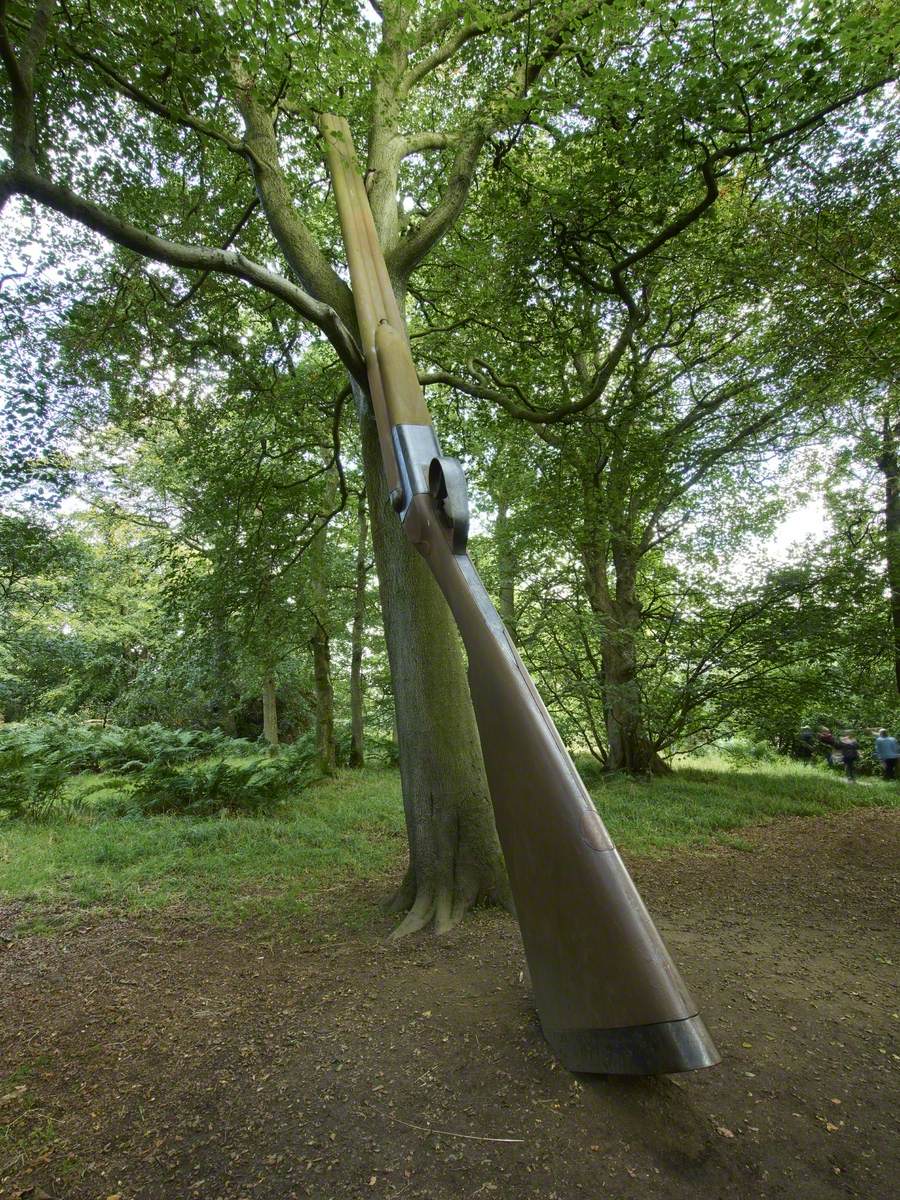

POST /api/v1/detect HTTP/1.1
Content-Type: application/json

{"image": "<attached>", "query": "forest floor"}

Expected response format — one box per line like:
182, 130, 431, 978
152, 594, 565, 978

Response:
1, 804, 898, 1200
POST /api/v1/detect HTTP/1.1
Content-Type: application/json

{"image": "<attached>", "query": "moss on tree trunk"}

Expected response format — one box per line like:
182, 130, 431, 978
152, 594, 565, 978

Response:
356, 387, 510, 934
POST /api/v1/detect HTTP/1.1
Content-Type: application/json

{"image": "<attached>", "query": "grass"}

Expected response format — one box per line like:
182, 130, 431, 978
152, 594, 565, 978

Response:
0, 767, 406, 927
591, 753, 900, 856
1, 755, 896, 929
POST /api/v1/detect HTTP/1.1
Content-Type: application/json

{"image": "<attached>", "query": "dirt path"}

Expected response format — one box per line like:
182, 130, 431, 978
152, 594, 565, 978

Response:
2, 806, 897, 1200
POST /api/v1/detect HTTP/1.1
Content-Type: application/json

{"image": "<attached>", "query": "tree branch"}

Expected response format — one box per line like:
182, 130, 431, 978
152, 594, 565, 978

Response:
642, 389, 792, 551
392, 2, 602, 279
0, 1, 27, 98
64, 41, 248, 158
388, 126, 488, 278
172, 197, 259, 308
234, 82, 354, 325
400, 4, 533, 97
611, 158, 719, 278
421, 365, 598, 425
5, 167, 365, 381
714, 76, 896, 163
0, 0, 56, 169
396, 130, 457, 157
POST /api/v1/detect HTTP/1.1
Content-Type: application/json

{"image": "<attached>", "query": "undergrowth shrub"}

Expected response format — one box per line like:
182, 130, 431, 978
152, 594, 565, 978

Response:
719, 738, 780, 769
0, 720, 259, 819
0, 719, 254, 775
91, 723, 255, 771
364, 732, 400, 767
130, 755, 311, 817
0, 738, 69, 819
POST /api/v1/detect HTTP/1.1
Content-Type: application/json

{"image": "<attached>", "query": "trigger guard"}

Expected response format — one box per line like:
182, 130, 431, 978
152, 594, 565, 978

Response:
428, 457, 470, 553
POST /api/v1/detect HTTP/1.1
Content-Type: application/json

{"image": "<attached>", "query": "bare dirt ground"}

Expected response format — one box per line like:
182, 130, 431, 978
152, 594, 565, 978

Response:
1, 806, 898, 1200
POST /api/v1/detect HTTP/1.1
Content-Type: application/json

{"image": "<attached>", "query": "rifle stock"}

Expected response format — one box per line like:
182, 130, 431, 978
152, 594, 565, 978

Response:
322, 115, 719, 1075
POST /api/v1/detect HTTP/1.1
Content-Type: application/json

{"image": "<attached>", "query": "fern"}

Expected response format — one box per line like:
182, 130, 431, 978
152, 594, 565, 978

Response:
131, 754, 312, 817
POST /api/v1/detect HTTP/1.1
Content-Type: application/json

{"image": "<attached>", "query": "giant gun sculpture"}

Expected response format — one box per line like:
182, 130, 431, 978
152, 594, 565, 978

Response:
322, 115, 719, 1075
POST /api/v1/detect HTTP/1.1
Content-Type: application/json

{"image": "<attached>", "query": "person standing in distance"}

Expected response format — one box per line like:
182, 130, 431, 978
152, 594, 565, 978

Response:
873, 728, 900, 780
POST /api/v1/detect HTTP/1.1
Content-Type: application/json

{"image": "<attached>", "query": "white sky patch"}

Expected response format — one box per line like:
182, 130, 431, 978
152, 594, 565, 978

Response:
727, 494, 830, 580
768, 496, 829, 561
58, 495, 90, 515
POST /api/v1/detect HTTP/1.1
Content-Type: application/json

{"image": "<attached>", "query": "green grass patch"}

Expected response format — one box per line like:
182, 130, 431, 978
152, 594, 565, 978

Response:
589, 754, 899, 856
1, 756, 895, 930
0, 767, 405, 926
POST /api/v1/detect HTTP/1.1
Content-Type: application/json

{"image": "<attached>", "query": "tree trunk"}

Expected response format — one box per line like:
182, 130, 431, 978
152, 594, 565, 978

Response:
600, 624, 668, 775
349, 491, 368, 767
602, 553, 670, 775
582, 532, 669, 775
310, 616, 336, 773
355, 384, 510, 934
878, 415, 900, 697
495, 500, 518, 644
262, 669, 279, 749
306, 527, 337, 772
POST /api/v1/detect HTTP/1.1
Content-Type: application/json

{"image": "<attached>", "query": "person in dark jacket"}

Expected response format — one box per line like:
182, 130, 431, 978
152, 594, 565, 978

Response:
818, 727, 838, 768
796, 727, 816, 763
838, 732, 860, 782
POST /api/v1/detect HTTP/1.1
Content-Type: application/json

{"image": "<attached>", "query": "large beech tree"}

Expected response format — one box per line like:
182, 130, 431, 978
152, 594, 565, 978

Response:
1, 1, 894, 906
2, 0, 610, 931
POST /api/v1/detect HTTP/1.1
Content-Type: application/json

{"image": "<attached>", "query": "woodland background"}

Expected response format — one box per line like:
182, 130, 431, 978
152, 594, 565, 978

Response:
1, 0, 898, 925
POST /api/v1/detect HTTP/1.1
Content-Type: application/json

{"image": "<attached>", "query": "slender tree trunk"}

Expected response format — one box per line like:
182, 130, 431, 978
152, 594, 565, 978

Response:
582, 526, 669, 775
355, 384, 510, 934
349, 491, 368, 767
306, 527, 337, 772
878, 415, 900, 695
310, 617, 336, 773
262, 669, 279, 749
495, 499, 518, 645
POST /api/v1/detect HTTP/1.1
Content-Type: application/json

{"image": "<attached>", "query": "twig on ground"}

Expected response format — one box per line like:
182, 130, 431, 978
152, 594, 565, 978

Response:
366, 1109, 524, 1143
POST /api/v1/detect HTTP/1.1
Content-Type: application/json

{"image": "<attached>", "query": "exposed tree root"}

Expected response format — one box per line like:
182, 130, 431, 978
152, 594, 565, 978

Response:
386, 867, 510, 939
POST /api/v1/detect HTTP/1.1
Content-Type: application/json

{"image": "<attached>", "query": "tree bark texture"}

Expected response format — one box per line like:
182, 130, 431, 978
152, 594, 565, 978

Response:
581, 537, 669, 776
878, 415, 900, 696
308, 618, 335, 773
349, 491, 368, 767
261, 669, 279, 749
355, 384, 510, 934
308, 532, 337, 774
